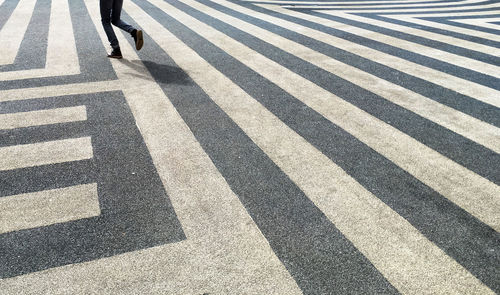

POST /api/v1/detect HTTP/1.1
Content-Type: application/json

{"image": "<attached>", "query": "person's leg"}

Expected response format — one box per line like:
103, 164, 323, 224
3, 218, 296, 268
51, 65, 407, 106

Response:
110, 0, 144, 50
100, 0, 119, 49
110, 0, 134, 34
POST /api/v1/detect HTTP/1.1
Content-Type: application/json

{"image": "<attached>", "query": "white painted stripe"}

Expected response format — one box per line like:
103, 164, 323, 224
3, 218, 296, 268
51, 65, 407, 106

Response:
0, 0, 37, 65
0, 137, 93, 171
261, 5, 500, 78
453, 17, 500, 30
384, 15, 500, 42
387, 10, 500, 17
126, 1, 494, 293
203, 0, 500, 153
67, 2, 300, 293
0, 184, 100, 234
0, 106, 87, 130
0, 80, 123, 103
243, 0, 448, 4
324, 11, 500, 56
313, 10, 500, 75
276, 0, 485, 9
0, 0, 80, 81
143, 0, 500, 231
283, 2, 500, 12
44, 0, 79, 71
223, 2, 500, 108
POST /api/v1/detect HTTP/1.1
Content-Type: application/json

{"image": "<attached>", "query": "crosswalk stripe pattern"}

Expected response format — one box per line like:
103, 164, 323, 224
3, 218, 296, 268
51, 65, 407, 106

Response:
0, 0, 37, 65
0, 183, 100, 234
0, 0, 498, 293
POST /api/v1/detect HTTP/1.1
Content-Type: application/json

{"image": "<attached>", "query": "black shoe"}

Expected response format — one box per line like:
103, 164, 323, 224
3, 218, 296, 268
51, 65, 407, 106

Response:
107, 47, 123, 59
132, 29, 143, 51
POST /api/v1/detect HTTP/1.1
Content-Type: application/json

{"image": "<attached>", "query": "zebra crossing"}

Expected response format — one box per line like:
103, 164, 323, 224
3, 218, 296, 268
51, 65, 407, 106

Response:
0, 0, 499, 293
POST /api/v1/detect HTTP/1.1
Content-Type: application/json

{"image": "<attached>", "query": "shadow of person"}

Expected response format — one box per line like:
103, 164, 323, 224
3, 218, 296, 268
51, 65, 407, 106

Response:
119, 59, 191, 85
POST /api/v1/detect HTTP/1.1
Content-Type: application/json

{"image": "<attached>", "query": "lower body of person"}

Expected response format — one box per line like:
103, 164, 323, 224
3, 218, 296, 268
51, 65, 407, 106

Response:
100, 0, 143, 59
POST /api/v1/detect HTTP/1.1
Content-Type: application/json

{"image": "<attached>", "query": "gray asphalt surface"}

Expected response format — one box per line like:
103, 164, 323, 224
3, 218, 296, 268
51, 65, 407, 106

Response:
0, 0, 499, 293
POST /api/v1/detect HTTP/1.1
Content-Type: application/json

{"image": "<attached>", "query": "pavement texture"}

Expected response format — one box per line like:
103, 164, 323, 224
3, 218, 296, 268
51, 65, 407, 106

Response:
0, 0, 499, 294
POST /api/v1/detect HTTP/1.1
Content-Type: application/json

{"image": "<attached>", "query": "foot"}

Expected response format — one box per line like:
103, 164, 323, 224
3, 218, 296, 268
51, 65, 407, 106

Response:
132, 29, 143, 51
107, 47, 123, 59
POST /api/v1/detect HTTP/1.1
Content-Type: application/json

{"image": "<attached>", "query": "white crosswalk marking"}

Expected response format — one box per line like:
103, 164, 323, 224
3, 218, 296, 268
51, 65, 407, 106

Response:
218, 0, 500, 108
0, 184, 100, 234
0, 80, 123, 102
0, 0, 498, 293
0, 0, 37, 65
0, 106, 87, 129
266, 7, 500, 76
188, 0, 500, 153
0, 137, 93, 171
136, 0, 500, 233
83, 2, 303, 293
0, 0, 79, 81
389, 10, 500, 17
282, 1, 500, 12
243, 0, 451, 4
384, 15, 500, 41
123, 1, 494, 292
454, 17, 500, 30
278, 0, 486, 9
322, 11, 500, 55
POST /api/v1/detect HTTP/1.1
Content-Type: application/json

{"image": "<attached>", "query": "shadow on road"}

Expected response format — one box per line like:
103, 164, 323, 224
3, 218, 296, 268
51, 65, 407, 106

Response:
119, 59, 191, 85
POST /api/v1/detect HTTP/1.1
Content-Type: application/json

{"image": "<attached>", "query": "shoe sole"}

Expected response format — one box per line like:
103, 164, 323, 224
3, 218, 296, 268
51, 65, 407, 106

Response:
136, 30, 143, 51
107, 55, 123, 59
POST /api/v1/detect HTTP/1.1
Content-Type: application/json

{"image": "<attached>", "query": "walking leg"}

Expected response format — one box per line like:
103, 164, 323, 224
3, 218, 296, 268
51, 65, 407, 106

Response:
110, 0, 134, 33
100, 0, 119, 49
